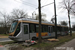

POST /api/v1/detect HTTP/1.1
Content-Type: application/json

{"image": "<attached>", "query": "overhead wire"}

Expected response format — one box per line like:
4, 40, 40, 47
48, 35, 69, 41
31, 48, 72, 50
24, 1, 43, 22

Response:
41, 1, 54, 18
41, 0, 54, 13
21, 0, 37, 6
42, 0, 53, 5
41, 2, 54, 8
14, 0, 54, 11
14, 0, 54, 17
14, 0, 37, 8
41, 0, 54, 15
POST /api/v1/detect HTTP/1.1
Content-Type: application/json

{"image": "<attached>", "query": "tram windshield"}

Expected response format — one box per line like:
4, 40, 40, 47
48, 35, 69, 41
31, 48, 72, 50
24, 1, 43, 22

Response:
9, 22, 17, 33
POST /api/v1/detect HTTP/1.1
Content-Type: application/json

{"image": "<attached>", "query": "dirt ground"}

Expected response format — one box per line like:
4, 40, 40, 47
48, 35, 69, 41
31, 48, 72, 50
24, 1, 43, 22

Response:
0, 35, 8, 38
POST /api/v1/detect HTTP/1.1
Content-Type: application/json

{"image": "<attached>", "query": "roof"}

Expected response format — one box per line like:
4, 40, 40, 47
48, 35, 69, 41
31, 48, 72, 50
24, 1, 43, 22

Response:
14, 18, 68, 27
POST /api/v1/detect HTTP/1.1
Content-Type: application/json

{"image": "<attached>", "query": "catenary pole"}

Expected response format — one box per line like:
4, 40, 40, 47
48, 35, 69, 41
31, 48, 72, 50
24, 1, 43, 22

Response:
38, 0, 42, 43
54, 0, 57, 39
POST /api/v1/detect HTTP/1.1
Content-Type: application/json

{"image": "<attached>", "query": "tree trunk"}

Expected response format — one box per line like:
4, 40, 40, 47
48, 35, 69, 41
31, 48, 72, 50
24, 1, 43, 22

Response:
68, 9, 72, 36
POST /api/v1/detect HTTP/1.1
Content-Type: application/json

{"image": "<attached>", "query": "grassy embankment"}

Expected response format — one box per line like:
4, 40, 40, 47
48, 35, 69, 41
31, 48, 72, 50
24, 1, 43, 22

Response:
0, 33, 75, 50
32, 33, 75, 49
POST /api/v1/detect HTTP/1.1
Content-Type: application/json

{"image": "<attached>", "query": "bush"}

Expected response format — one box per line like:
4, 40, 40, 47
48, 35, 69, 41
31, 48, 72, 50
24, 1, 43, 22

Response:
0, 27, 10, 34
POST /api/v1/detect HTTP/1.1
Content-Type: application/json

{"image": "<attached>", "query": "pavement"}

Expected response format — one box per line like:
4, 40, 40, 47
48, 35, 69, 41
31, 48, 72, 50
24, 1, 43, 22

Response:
0, 35, 12, 42
54, 39, 75, 50
0, 38, 12, 42
0, 46, 7, 50
0, 38, 12, 50
60, 39, 75, 47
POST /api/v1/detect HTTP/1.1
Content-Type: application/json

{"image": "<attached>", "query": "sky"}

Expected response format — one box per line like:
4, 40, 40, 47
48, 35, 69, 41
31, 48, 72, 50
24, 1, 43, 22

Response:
0, 0, 75, 26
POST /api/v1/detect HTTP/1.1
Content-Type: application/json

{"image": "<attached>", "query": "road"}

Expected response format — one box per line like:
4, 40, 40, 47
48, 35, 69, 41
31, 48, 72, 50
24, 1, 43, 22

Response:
0, 38, 12, 42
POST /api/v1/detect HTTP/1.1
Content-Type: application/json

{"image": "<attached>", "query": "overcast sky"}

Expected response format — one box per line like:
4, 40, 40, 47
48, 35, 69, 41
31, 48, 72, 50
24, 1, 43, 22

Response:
0, 0, 75, 26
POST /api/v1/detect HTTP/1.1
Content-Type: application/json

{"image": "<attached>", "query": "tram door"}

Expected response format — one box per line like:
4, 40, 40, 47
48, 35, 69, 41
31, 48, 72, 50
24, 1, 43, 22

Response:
48, 26, 52, 36
23, 24, 29, 40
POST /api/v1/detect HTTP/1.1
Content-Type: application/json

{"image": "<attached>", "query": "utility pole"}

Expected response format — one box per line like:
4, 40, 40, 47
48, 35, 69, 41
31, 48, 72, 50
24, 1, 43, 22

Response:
54, 0, 57, 39
38, 0, 42, 43
33, 2, 53, 18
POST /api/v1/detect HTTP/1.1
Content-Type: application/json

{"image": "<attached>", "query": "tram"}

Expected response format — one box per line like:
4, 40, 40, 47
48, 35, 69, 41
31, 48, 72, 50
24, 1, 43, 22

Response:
9, 18, 68, 41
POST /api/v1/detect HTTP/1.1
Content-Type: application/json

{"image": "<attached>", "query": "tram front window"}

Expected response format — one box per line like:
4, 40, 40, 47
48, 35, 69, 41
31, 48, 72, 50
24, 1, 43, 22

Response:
9, 22, 17, 33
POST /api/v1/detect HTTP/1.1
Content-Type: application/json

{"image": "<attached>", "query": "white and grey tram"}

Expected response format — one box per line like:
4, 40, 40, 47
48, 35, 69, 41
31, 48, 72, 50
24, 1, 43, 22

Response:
9, 18, 68, 41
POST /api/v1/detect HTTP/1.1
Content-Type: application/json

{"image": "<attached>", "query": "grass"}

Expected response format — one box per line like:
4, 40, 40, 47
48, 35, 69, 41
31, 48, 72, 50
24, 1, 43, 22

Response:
32, 33, 75, 49
0, 34, 9, 36
0, 41, 14, 45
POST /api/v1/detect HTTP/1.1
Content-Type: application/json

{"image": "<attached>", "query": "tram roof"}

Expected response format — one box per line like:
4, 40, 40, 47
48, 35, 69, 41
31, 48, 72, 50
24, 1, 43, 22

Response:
14, 18, 68, 27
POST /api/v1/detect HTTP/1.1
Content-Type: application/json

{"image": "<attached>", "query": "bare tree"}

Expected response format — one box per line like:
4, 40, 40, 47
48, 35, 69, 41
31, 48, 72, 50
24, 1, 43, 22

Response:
0, 21, 4, 27
0, 12, 10, 27
35, 13, 47, 21
50, 15, 55, 23
0, 9, 28, 34
0, 9, 29, 27
60, 21, 67, 26
11, 9, 28, 19
72, 24, 75, 31
0, 11, 10, 34
59, 0, 75, 36
70, 0, 75, 15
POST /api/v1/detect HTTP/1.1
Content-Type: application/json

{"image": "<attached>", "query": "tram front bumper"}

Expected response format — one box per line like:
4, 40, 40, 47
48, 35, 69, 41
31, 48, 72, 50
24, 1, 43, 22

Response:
9, 36, 19, 41
9, 36, 23, 41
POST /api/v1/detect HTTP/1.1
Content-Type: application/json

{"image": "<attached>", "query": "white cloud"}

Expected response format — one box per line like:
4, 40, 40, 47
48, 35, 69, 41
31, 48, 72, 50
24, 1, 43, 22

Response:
0, 0, 22, 13
0, 0, 75, 26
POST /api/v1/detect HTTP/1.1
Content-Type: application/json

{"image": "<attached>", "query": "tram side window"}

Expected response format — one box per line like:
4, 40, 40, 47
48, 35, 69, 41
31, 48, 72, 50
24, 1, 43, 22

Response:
42, 25, 48, 32
42, 25, 45, 32
53, 26, 55, 32
66, 27, 68, 31
36, 25, 39, 32
51, 27, 53, 33
45, 26, 48, 32
57, 27, 60, 32
62, 27, 64, 32
48, 26, 53, 33
66, 27, 69, 31
63, 27, 65, 31
48, 27, 50, 33
64, 27, 68, 31
59, 27, 62, 32
24, 25, 28, 34
29, 24, 35, 33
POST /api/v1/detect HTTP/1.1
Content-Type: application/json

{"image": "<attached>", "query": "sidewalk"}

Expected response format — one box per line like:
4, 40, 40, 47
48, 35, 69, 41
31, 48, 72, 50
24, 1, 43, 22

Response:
0, 45, 7, 50
54, 39, 75, 50
60, 39, 75, 47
